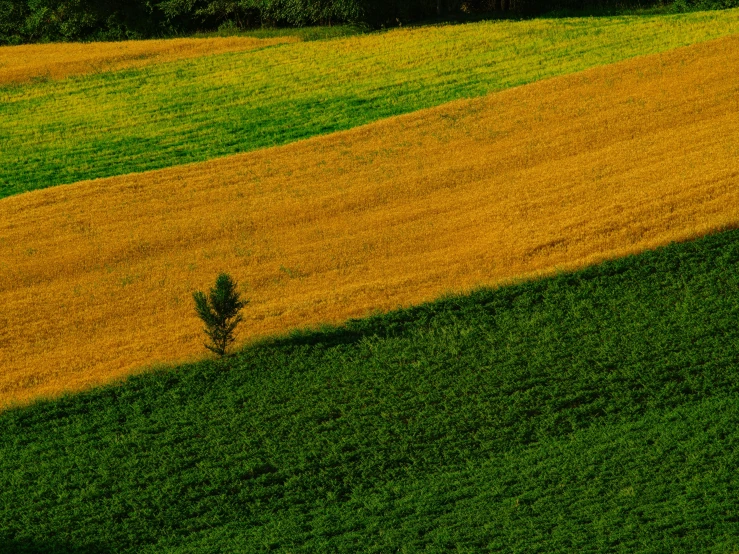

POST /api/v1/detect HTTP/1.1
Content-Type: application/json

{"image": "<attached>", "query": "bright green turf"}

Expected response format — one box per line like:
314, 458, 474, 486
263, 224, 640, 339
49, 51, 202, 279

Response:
2, 9, 739, 198
2, 228, 739, 552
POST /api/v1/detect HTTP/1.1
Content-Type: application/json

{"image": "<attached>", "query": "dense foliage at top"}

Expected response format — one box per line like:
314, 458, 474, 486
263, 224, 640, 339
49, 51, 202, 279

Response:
1, 0, 738, 44
2, 228, 739, 552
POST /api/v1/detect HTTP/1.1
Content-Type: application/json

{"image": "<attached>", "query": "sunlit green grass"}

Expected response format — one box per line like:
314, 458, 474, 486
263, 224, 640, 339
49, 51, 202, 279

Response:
2, 9, 739, 198
2, 228, 739, 552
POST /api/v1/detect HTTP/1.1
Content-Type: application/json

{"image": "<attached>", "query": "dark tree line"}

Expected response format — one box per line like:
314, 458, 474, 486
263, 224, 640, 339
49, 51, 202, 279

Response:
1, 0, 736, 44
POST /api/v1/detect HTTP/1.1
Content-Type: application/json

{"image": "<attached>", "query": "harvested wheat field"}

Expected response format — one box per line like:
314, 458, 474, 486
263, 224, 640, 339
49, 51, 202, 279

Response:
1, 35, 738, 408
0, 36, 296, 85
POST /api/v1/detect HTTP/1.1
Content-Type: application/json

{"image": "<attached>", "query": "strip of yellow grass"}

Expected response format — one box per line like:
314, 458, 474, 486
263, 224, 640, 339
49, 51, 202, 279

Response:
2, 35, 739, 408
0, 36, 296, 85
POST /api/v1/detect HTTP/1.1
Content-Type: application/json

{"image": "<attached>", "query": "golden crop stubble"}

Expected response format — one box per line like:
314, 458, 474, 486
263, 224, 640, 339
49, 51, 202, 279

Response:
0, 37, 297, 85
1, 35, 739, 408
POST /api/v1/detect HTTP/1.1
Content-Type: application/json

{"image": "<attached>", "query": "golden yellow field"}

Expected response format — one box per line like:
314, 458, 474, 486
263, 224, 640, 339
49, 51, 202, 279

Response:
0, 36, 296, 85
2, 34, 738, 408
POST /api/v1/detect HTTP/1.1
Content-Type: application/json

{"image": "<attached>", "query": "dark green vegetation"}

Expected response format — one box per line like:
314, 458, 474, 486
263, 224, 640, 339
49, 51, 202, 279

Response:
3, 9, 739, 199
2, 0, 738, 44
3, 228, 739, 552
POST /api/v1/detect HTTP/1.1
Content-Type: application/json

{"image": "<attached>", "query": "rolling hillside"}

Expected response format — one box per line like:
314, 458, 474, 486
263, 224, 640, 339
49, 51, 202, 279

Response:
0, 37, 297, 86
2, 9, 739, 197
2, 227, 739, 552
4, 6, 739, 552
2, 34, 738, 408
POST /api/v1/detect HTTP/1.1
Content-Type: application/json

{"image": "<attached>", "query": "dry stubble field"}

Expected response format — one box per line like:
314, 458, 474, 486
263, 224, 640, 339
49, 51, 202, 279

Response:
1, 35, 738, 407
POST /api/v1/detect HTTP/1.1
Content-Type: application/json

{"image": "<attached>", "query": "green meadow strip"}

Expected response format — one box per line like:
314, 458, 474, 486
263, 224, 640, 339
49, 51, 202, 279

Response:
2, 9, 739, 198
2, 228, 739, 552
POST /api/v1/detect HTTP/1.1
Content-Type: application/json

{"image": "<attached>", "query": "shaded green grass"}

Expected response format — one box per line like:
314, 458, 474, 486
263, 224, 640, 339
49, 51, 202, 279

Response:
2, 228, 739, 552
2, 9, 739, 198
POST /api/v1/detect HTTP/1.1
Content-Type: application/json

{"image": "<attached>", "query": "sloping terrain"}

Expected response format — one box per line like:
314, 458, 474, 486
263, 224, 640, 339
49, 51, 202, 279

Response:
0, 36, 297, 86
2, 9, 739, 196
2, 228, 738, 552
1, 35, 737, 408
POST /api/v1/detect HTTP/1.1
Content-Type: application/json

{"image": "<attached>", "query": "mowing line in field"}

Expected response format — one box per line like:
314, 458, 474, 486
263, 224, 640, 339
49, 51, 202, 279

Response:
1, 35, 738, 407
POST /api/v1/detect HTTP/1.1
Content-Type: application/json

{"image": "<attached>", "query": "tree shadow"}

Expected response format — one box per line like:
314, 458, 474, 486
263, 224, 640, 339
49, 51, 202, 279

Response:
252, 322, 370, 350
243, 305, 435, 354
245, 289, 490, 353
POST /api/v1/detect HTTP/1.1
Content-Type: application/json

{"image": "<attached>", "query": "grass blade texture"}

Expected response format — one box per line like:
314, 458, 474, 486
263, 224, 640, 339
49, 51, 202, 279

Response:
2, 227, 739, 552
1, 35, 738, 407
2, 9, 739, 196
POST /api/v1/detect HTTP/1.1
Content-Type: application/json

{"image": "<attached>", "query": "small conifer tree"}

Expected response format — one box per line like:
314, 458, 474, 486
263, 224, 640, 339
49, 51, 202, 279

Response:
193, 273, 247, 358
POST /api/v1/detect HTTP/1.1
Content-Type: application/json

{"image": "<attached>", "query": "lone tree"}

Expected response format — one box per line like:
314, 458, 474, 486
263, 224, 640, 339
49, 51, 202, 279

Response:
193, 273, 247, 358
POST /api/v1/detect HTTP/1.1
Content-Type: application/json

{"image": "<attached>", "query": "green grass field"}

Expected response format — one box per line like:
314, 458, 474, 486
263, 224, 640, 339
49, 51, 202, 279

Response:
2, 227, 739, 552
2, 9, 739, 198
